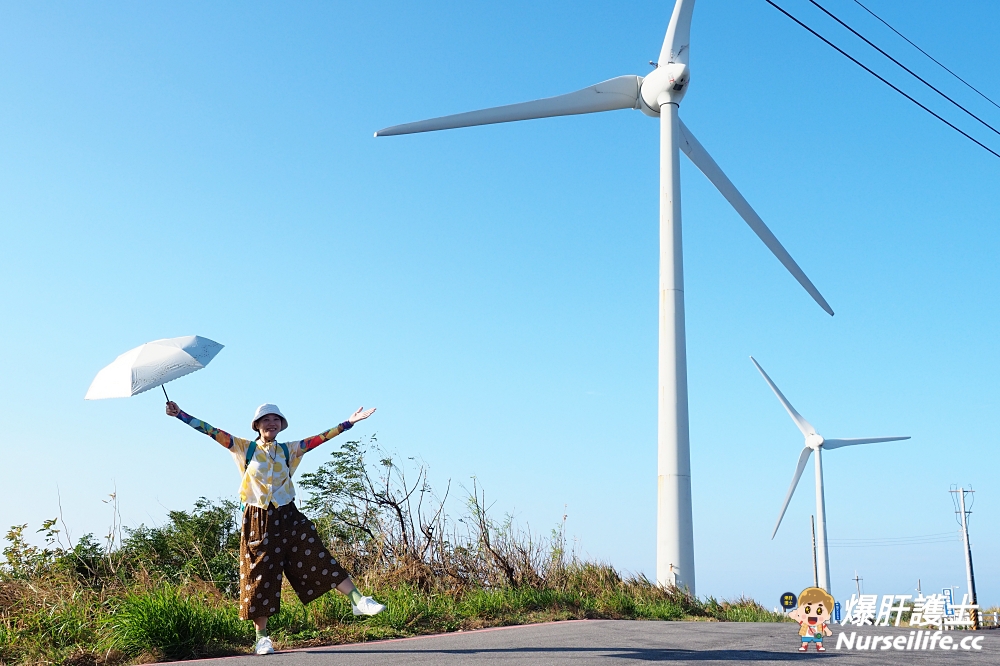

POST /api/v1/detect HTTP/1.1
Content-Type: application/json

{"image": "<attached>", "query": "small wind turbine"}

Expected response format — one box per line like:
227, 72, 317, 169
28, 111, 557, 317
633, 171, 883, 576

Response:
376, 0, 835, 594
751, 356, 909, 592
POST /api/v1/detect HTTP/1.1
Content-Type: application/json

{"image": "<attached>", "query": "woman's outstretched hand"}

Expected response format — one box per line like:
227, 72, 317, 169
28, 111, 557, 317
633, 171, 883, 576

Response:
348, 406, 376, 424
166, 401, 180, 417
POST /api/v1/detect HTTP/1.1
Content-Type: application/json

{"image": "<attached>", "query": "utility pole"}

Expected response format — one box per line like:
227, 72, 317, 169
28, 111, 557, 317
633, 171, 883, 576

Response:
853, 571, 863, 598
951, 487, 978, 630
810, 515, 818, 588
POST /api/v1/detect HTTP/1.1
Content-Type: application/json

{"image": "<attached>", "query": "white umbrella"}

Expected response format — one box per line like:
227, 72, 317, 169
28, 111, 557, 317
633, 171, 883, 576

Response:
85, 335, 224, 400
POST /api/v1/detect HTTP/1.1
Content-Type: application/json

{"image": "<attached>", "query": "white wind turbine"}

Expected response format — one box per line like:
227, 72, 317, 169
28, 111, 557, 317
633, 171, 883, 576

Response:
751, 356, 909, 592
376, 0, 835, 594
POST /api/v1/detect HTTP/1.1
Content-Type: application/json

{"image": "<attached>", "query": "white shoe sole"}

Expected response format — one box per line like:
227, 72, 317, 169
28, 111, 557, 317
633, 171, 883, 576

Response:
352, 604, 386, 616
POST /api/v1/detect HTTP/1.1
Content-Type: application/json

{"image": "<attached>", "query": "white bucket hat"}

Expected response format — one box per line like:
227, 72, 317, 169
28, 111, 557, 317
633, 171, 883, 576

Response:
251, 404, 288, 433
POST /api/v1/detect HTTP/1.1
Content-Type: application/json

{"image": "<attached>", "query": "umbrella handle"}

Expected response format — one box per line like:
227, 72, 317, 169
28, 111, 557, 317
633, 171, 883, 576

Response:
162, 385, 170, 402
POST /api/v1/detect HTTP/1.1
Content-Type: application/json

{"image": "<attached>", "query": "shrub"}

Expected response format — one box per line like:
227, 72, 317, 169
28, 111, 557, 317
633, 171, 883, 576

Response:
120, 498, 242, 595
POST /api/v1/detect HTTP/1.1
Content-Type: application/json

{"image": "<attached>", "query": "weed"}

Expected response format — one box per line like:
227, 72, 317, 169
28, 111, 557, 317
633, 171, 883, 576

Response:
104, 586, 250, 660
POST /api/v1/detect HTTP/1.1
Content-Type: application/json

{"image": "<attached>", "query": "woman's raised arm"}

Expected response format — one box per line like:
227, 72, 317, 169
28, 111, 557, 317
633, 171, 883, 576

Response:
166, 400, 245, 450
297, 406, 376, 453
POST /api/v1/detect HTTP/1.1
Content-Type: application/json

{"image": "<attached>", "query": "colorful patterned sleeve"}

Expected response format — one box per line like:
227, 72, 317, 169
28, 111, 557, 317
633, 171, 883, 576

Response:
176, 410, 243, 450
297, 421, 353, 453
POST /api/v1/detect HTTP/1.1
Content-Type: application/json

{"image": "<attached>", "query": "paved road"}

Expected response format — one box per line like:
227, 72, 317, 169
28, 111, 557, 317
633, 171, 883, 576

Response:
185, 620, 1000, 665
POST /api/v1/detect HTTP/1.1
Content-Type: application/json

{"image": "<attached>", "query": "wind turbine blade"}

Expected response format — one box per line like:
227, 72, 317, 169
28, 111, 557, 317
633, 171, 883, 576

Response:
772, 446, 813, 539
659, 0, 696, 65
750, 356, 817, 437
823, 436, 910, 450
678, 120, 834, 316
374, 76, 642, 137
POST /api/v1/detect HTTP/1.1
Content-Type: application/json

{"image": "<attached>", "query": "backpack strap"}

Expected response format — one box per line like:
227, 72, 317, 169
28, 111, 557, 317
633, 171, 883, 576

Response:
245, 440, 258, 471
245, 440, 291, 471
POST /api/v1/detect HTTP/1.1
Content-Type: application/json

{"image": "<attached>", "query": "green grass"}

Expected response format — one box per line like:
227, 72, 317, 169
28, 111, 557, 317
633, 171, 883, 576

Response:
706, 597, 789, 623
2, 466, 790, 664
255, 582, 743, 645
1, 574, 788, 665
104, 587, 251, 661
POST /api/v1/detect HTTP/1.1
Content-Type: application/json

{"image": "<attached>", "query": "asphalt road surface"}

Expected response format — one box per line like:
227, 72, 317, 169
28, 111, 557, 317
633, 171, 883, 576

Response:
180, 620, 1000, 665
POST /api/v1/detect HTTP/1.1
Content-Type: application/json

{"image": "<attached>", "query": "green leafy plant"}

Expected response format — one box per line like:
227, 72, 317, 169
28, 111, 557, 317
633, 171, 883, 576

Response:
120, 498, 242, 595
2, 520, 62, 580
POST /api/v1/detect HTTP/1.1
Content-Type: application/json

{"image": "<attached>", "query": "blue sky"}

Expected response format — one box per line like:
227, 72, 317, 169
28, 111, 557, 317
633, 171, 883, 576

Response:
2, 0, 998, 606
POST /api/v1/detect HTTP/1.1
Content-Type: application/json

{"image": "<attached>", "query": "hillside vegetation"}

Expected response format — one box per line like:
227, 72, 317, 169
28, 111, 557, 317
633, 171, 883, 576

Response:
0, 437, 785, 664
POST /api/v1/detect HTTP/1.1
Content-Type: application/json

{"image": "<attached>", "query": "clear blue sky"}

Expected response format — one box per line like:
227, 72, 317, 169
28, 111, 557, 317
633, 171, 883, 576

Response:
2, 0, 998, 606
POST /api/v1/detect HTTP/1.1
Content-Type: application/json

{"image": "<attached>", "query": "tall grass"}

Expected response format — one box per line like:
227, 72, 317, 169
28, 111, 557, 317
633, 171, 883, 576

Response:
1, 438, 787, 664
704, 596, 788, 623
106, 587, 249, 661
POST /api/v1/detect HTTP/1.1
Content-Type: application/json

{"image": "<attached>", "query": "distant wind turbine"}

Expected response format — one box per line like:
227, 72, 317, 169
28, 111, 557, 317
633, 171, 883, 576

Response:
376, 0, 834, 595
751, 356, 909, 592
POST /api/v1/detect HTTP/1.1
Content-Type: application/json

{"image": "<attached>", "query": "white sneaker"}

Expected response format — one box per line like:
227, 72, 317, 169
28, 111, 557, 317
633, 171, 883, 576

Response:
351, 596, 386, 616
255, 636, 274, 655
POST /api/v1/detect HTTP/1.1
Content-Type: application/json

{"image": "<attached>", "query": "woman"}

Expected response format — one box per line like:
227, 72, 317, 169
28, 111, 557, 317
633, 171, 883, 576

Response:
165, 400, 384, 655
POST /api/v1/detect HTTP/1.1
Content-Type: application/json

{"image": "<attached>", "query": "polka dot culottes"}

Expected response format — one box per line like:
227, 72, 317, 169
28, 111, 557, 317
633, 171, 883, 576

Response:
239, 502, 348, 620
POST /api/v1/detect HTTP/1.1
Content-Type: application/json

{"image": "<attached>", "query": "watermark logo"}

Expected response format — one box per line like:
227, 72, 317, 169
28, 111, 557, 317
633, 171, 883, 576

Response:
836, 630, 984, 651
840, 592, 978, 630
782, 588, 984, 653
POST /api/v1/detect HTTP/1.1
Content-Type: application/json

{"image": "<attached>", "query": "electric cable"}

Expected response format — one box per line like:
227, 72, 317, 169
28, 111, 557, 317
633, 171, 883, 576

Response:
832, 531, 960, 541
853, 0, 1000, 112
763, 0, 1000, 161
829, 530, 962, 548
830, 538, 960, 546
951, 485, 964, 527
806, 0, 1000, 139
830, 542, 959, 548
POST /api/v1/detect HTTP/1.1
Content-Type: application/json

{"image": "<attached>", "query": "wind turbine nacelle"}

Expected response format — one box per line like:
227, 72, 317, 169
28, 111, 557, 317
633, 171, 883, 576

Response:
806, 433, 825, 450
639, 63, 690, 116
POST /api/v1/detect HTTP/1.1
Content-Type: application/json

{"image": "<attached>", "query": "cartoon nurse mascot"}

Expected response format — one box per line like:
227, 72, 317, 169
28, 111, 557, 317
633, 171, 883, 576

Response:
789, 587, 835, 652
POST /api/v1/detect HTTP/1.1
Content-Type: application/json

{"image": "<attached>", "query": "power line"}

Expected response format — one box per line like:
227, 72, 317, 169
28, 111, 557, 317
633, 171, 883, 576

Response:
763, 0, 1000, 161
832, 541, 958, 545
830, 540, 960, 548
829, 530, 962, 548
832, 530, 959, 541
806, 0, 1000, 139
852, 0, 1000, 113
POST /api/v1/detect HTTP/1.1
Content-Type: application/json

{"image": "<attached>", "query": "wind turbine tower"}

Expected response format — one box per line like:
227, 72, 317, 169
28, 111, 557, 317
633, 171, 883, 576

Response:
376, 0, 835, 594
751, 357, 909, 592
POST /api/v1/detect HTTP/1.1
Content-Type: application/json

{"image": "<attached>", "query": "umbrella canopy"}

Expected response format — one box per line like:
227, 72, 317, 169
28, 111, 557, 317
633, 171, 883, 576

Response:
85, 335, 224, 400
